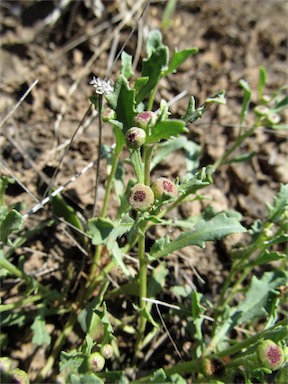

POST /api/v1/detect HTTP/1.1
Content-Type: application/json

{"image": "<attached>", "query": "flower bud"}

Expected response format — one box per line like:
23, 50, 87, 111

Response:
133, 111, 157, 130
202, 357, 225, 379
266, 113, 281, 125
100, 344, 113, 359
253, 105, 270, 116
128, 184, 154, 211
102, 108, 116, 122
88, 352, 105, 373
0, 357, 12, 373
152, 177, 178, 199
257, 339, 284, 371
10, 368, 30, 384
125, 127, 146, 149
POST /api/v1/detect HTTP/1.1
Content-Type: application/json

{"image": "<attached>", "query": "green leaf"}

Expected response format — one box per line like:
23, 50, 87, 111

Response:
135, 46, 169, 103
235, 270, 288, 324
70, 373, 104, 384
162, 48, 198, 76
145, 119, 187, 144
0, 209, 23, 244
94, 302, 115, 344
121, 51, 134, 80
51, 193, 83, 231
251, 250, 286, 267
258, 66, 267, 99
106, 75, 136, 133
225, 151, 256, 164
146, 29, 164, 57
113, 125, 125, 154
87, 217, 114, 245
60, 350, 85, 373
150, 213, 246, 260
31, 310, 51, 346
147, 263, 168, 298
266, 184, 288, 222
205, 90, 226, 105
239, 79, 252, 126
181, 96, 205, 124
272, 94, 288, 113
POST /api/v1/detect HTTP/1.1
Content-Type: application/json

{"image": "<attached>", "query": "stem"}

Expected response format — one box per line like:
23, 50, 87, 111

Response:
131, 149, 144, 184
143, 144, 154, 186
134, 221, 147, 356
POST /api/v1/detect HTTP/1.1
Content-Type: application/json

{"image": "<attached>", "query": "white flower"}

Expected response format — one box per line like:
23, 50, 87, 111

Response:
90, 76, 114, 95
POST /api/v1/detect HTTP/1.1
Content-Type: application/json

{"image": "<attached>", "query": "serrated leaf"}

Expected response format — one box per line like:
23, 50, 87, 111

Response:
121, 51, 134, 80
145, 119, 187, 144
0, 209, 23, 244
135, 46, 169, 103
31, 313, 51, 346
150, 213, 246, 260
106, 75, 136, 133
235, 270, 288, 324
162, 48, 198, 76
266, 184, 288, 222
146, 29, 163, 57
60, 350, 85, 373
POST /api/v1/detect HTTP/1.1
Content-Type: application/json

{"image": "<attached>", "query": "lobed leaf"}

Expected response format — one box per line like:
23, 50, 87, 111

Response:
150, 213, 246, 260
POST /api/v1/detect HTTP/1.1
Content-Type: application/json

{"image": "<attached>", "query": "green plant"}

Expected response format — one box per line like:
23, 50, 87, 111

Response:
1, 29, 287, 384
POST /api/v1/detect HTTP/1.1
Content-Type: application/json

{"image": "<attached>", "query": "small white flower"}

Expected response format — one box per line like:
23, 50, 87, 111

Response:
90, 76, 114, 95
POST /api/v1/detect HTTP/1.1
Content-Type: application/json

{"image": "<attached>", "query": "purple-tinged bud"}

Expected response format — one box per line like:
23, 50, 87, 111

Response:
88, 352, 105, 373
10, 368, 30, 384
253, 105, 270, 116
266, 113, 281, 125
100, 344, 113, 359
102, 108, 116, 122
128, 184, 154, 211
261, 95, 271, 104
0, 357, 12, 372
202, 357, 225, 379
152, 177, 178, 199
257, 340, 284, 371
125, 127, 146, 149
133, 111, 157, 130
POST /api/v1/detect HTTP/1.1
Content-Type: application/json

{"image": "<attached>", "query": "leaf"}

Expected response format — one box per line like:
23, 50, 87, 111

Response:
94, 303, 115, 344
146, 29, 163, 57
205, 90, 226, 105
181, 96, 204, 124
60, 350, 85, 373
145, 119, 187, 144
266, 184, 288, 222
51, 193, 83, 231
251, 250, 286, 267
235, 270, 288, 324
70, 373, 104, 384
272, 94, 288, 113
239, 79, 252, 126
121, 51, 134, 80
31, 313, 51, 346
150, 213, 246, 260
147, 263, 168, 298
87, 217, 114, 245
225, 151, 256, 164
258, 66, 267, 99
106, 75, 136, 133
162, 48, 198, 76
113, 125, 125, 154
135, 46, 169, 103
0, 209, 23, 244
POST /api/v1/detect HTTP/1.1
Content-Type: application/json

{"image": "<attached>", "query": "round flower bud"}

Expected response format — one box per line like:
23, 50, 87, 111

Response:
253, 105, 270, 116
152, 177, 178, 199
88, 352, 105, 373
257, 339, 284, 371
100, 344, 113, 359
202, 357, 225, 379
128, 184, 154, 211
102, 108, 116, 122
125, 127, 146, 149
10, 368, 30, 384
133, 111, 157, 130
266, 113, 281, 125
0, 357, 12, 373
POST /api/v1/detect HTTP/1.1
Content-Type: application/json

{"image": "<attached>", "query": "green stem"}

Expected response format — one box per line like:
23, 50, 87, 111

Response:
143, 144, 154, 186
134, 221, 147, 357
131, 149, 144, 184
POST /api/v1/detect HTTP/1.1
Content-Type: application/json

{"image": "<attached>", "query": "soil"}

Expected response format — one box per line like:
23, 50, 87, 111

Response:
0, 0, 287, 383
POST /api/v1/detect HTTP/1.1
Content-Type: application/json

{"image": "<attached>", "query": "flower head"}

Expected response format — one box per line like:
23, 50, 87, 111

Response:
152, 177, 178, 199
133, 111, 157, 130
202, 357, 225, 379
90, 76, 114, 95
88, 352, 105, 373
125, 127, 146, 149
129, 184, 154, 211
100, 344, 113, 359
257, 339, 284, 371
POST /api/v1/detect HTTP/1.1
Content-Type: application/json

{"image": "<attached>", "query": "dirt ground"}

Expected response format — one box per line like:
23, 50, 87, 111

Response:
0, 0, 287, 382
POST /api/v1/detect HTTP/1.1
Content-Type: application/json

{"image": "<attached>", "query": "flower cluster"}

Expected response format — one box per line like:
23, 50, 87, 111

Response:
90, 76, 114, 95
